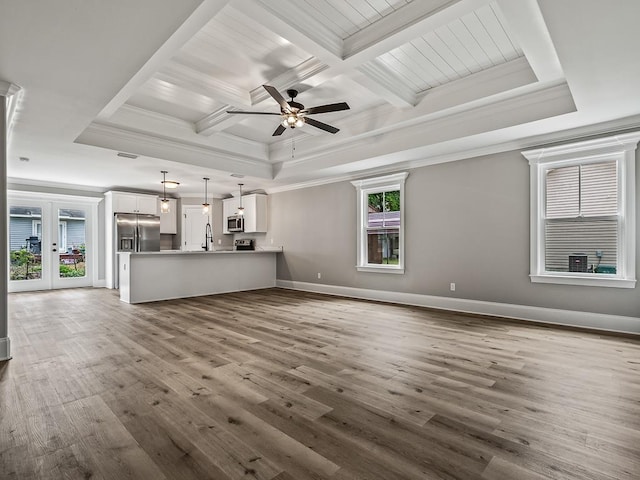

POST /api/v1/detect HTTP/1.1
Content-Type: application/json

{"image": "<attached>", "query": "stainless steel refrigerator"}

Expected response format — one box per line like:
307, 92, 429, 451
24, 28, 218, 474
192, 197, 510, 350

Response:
115, 213, 161, 253
114, 213, 160, 288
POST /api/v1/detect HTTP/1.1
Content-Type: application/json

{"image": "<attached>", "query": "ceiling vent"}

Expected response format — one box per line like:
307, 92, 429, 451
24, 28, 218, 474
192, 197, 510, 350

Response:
117, 152, 138, 159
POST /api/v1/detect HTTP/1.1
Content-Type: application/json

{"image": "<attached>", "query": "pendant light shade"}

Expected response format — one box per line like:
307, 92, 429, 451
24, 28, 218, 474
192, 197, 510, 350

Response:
237, 183, 244, 215
202, 177, 210, 214
160, 171, 170, 213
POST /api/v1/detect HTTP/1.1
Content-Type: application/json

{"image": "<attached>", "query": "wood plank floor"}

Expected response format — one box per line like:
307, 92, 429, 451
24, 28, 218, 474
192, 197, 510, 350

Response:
2, 287, 640, 479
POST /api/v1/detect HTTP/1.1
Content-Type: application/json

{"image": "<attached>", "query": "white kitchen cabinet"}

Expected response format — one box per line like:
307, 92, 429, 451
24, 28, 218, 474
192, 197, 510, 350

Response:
222, 193, 267, 234
159, 198, 177, 234
110, 191, 159, 215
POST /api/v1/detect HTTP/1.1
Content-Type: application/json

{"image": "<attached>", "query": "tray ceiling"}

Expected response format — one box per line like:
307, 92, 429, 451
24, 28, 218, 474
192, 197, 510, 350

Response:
5, 0, 640, 196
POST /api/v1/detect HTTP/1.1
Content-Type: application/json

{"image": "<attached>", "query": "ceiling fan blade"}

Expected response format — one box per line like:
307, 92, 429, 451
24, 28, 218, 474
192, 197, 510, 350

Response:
263, 85, 291, 113
272, 124, 287, 136
301, 102, 350, 115
305, 117, 339, 134
226, 111, 280, 115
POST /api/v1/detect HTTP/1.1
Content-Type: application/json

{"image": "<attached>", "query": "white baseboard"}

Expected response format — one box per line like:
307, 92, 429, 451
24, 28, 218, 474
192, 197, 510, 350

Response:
93, 279, 107, 288
0, 337, 11, 361
276, 280, 640, 335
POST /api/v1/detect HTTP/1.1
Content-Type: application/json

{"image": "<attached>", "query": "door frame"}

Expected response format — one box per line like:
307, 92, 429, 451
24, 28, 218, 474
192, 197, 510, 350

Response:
8, 190, 101, 292
181, 205, 211, 251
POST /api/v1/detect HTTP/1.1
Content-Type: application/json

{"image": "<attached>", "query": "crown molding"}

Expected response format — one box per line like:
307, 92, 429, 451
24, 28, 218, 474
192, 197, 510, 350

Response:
104, 104, 268, 160
0, 81, 23, 141
266, 115, 640, 195
76, 122, 273, 179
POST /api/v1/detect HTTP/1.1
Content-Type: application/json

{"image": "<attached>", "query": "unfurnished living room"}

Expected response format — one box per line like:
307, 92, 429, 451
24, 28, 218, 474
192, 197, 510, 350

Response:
1, 1, 639, 479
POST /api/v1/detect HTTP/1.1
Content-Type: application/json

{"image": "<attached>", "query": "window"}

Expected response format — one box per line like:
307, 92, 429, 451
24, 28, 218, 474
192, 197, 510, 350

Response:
523, 132, 638, 288
351, 172, 408, 273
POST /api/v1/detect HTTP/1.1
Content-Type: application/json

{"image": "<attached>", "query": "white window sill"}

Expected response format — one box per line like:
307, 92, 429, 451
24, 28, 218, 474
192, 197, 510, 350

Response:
530, 274, 636, 288
357, 265, 404, 274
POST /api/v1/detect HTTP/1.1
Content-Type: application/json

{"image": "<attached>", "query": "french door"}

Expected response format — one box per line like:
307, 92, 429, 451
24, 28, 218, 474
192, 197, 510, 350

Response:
8, 194, 98, 292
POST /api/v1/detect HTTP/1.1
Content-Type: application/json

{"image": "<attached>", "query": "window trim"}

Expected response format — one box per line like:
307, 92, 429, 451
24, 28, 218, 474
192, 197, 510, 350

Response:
523, 132, 639, 288
351, 172, 408, 274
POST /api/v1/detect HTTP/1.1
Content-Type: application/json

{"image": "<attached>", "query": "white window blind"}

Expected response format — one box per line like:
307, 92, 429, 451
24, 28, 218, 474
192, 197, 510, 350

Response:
544, 161, 618, 273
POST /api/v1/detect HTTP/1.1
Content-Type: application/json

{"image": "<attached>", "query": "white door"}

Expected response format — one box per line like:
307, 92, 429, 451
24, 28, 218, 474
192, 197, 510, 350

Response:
8, 195, 97, 292
182, 206, 210, 251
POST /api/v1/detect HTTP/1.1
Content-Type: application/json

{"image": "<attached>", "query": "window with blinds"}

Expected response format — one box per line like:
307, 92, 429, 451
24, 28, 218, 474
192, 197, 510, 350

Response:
544, 161, 618, 273
523, 132, 638, 288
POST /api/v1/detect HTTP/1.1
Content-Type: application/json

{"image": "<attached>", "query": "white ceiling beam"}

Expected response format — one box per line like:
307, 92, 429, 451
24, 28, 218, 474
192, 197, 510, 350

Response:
496, 0, 564, 82
97, 0, 233, 120
343, 0, 491, 62
246, 0, 344, 65
352, 63, 416, 108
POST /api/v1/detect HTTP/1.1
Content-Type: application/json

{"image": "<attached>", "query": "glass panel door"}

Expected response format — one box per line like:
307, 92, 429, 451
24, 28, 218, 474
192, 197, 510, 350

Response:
8, 203, 50, 291
8, 198, 94, 292
52, 205, 91, 289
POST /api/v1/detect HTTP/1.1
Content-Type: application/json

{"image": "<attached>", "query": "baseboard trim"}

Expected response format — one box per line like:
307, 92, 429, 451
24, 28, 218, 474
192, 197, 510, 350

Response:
0, 337, 11, 361
93, 279, 107, 288
276, 280, 640, 335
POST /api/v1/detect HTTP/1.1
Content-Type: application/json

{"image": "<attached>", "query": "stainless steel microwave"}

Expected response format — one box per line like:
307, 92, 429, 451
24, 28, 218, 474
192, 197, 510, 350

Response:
227, 215, 244, 232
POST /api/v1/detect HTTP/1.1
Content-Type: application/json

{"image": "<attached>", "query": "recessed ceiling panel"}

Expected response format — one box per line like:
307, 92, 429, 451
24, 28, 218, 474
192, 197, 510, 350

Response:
127, 78, 224, 122
371, 2, 524, 93
294, 0, 413, 39
171, 3, 312, 91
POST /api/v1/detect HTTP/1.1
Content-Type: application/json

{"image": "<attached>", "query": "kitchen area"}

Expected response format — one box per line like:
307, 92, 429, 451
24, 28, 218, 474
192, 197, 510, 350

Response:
104, 179, 282, 304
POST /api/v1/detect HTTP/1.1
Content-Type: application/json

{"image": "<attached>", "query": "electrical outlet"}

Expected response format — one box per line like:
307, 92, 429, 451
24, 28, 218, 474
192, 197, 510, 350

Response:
595, 250, 603, 258
317, 272, 322, 279
271, 238, 274, 245
450, 282, 456, 292
218, 239, 221, 245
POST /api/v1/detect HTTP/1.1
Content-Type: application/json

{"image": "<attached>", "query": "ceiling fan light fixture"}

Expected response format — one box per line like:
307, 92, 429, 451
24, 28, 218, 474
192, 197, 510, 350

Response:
295, 117, 305, 128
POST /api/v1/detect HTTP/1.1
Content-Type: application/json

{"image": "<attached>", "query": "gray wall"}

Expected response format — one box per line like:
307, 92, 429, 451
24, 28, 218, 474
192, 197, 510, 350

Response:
270, 149, 640, 318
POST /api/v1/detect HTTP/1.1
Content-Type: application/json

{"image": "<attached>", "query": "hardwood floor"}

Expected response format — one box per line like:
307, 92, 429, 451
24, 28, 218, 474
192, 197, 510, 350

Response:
2, 287, 640, 479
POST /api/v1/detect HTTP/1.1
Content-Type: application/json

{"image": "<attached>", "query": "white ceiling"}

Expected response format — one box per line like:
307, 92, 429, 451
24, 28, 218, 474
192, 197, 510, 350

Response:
3, 0, 640, 198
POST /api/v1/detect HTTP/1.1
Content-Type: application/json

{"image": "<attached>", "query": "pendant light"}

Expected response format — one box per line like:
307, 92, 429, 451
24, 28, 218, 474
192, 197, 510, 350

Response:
160, 171, 170, 213
202, 177, 210, 214
237, 183, 244, 215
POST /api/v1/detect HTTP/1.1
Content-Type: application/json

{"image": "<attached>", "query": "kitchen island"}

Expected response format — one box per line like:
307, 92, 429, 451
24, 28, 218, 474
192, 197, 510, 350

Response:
118, 248, 281, 304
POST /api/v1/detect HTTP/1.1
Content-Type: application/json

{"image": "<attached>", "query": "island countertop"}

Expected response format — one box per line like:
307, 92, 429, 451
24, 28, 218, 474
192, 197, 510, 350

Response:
118, 248, 281, 304
127, 247, 283, 255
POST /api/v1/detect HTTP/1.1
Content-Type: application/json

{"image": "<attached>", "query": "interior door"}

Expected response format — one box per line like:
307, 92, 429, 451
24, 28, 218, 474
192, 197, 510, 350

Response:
182, 206, 210, 251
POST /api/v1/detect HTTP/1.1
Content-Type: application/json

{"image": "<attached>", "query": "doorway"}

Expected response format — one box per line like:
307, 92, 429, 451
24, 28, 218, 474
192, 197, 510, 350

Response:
8, 193, 100, 292
182, 206, 211, 251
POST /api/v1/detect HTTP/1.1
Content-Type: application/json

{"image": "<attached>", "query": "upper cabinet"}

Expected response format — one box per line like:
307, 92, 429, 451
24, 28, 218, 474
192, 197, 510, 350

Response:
158, 198, 178, 234
109, 192, 159, 215
222, 193, 267, 234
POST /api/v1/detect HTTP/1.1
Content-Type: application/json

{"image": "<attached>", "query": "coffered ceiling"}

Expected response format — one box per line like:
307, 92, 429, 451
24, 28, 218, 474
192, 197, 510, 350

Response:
3, 0, 640, 197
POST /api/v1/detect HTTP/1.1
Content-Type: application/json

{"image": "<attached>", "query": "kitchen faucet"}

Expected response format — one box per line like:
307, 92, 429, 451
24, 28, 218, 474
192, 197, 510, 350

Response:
203, 221, 213, 251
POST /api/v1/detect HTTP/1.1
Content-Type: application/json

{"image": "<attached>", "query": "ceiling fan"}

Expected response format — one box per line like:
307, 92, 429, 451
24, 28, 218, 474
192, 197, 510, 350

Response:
227, 85, 350, 136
